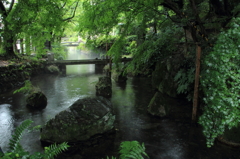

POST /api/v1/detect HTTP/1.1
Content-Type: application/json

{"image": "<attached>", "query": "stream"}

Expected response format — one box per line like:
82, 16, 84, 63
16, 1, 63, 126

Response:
0, 47, 240, 158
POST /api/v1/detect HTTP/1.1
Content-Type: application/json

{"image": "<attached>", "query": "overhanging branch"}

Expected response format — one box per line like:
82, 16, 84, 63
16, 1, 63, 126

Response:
7, 0, 15, 14
0, 1, 7, 16
63, 1, 79, 21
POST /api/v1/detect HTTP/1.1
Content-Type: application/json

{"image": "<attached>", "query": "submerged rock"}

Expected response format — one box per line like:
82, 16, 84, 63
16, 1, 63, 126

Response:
40, 96, 115, 144
26, 90, 47, 109
95, 76, 112, 98
147, 92, 171, 117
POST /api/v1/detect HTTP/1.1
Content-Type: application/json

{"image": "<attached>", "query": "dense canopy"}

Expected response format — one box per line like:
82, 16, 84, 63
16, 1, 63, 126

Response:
0, 0, 239, 147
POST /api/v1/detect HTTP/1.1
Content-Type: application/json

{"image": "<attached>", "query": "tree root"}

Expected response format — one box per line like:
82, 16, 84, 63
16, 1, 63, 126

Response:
217, 136, 240, 147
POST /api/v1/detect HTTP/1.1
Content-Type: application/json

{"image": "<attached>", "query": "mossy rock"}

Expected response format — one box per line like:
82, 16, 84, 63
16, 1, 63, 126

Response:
40, 96, 115, 144
147, 92, 172, 117
95, 76, 112, 98
152, 61, 178, 97
152, 54, 185, 97
46, 65, 60, 74
26, 91, 47, 109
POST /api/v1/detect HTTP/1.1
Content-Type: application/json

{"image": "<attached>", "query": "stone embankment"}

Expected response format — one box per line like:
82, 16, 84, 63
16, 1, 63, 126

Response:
0, 61, 47, 94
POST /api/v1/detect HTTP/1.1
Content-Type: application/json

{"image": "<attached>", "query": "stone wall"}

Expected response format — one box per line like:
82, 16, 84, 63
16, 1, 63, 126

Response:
0, 61, 47, 94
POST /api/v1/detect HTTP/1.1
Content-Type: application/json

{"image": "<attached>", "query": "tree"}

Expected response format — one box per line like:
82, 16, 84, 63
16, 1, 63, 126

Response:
0, 0, 16, 57
77, 0, 239, 67
199, 18, 240, 147
0, 0, 79, 59
76, 0, 240, 147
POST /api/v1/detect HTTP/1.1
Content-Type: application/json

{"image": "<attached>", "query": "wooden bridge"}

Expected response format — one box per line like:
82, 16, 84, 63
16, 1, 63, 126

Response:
47, 57, 132, 75
48, 58, 132, 65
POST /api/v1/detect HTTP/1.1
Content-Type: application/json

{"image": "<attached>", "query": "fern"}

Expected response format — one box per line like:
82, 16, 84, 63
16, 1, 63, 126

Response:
8, 119, 33, 152
119, 141, 149, 159
1, 119, 69, 159
174, 67, 195, 101
43, 142, 69, 159
13, 80, 34, 95
104, 141, 149, 159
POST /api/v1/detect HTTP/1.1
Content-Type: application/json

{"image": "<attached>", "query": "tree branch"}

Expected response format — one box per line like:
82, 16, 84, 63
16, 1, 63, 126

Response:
7, 0, 15, 14
63, 1, 79, 21
189, 0, 207, 38
0, 1, 7, 16
162, 0, 183, 17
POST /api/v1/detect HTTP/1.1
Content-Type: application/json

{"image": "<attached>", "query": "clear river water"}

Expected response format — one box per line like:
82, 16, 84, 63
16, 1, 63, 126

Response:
0, 47, 240, 159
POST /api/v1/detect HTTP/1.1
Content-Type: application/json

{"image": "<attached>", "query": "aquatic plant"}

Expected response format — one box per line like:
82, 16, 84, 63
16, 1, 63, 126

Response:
1, 119, 69, 159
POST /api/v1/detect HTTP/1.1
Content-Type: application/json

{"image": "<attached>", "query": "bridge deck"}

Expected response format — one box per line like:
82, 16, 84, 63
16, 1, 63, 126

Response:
47, 58, 132, 65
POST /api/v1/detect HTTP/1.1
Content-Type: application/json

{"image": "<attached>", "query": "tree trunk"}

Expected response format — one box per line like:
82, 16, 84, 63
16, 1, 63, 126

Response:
25, 35, 31, 55
20, 39, 24, 54
4, 36, 16, 58
2, 21, 16, 58
192, 44, 201, 122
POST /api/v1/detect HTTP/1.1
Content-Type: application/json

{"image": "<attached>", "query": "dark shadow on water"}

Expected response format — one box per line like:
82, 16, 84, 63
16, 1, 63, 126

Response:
115, 81, 127, 90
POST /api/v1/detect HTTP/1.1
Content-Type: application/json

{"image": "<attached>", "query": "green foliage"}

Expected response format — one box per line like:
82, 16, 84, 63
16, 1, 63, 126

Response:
104, 141, 149, 159
119, 141, 149, 159
8, 119, 33, 152
44, 143, 69, 159
78, 0, 181, 74
86, 34, 117, 50
199, 17, 240, 147
47, 65, 60, 74
13, 80, 40, 95
1, 119, 69, 159
174, 50, 195, 101
52, 43, 67, 60
174, 67, 195, 101
125, 24, 182, 74
13, 80, 34, 95
0, 0, 77, 58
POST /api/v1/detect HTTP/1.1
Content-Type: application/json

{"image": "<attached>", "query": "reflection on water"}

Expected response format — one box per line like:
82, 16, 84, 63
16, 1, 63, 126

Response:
0, 47, 240, 158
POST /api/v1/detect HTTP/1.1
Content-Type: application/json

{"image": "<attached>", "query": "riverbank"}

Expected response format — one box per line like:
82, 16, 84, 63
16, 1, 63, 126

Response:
0, 58, 47, 94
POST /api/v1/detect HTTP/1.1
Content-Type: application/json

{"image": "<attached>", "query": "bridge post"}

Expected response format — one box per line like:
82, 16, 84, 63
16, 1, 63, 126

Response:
95, 63, 105, 74
59, 64, 66, 76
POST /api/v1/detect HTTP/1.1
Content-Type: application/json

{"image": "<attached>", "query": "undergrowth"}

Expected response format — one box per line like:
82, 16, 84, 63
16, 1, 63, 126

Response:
0, 119, 149, 159
0, 119, 69, 159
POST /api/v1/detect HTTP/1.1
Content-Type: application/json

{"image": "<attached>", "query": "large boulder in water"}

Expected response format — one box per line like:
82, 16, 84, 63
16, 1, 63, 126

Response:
95, 76, 112, 98
147, 92, 172, 117
40, 96, 115, 144
26, 90, 47, 109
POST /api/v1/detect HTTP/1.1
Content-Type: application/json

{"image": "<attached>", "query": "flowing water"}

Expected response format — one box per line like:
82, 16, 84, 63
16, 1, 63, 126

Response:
0, 47, 240, 158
